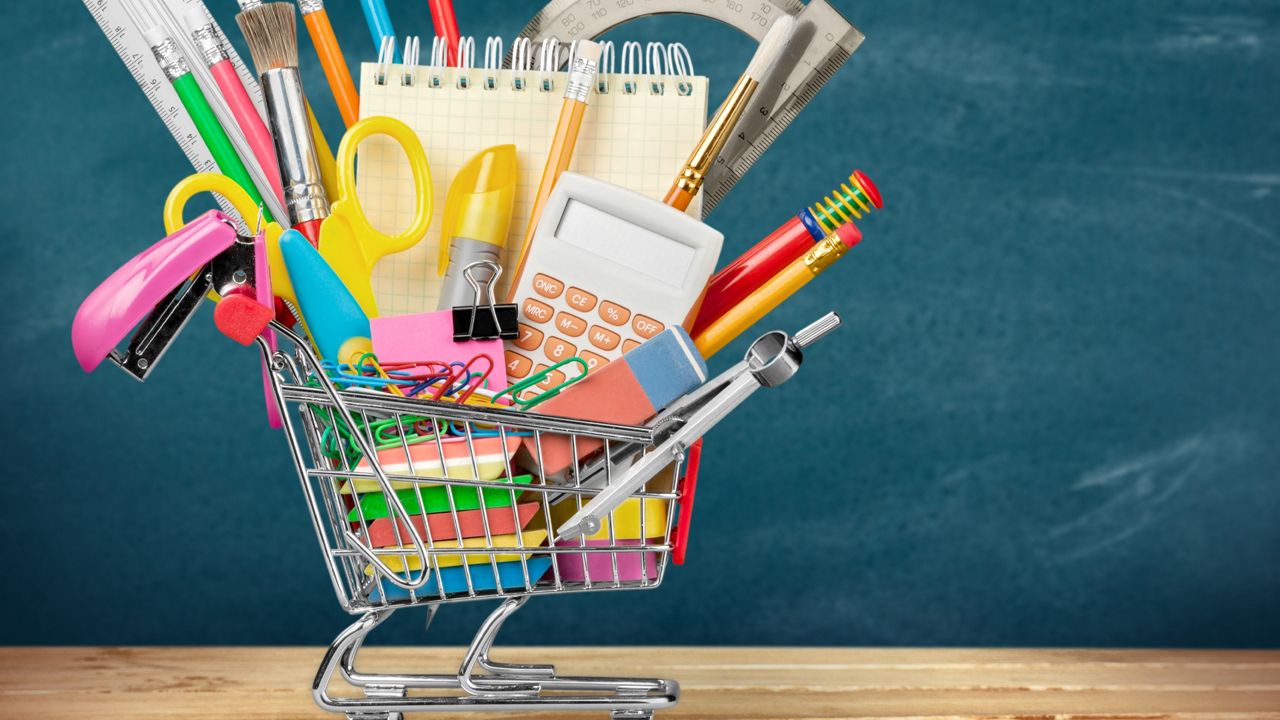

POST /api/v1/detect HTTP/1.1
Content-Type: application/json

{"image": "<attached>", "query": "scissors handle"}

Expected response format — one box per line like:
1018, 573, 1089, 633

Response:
163, 173, 262, 235
164, 173, 296, 308
332, 116, 433, 255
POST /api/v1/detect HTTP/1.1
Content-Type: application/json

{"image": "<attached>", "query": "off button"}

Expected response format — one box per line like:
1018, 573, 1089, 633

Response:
632, 315, 664, 339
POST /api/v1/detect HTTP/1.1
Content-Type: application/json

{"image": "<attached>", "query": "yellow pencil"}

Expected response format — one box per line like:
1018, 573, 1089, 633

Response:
509, 40, 602, 296
694, 222, 862, 358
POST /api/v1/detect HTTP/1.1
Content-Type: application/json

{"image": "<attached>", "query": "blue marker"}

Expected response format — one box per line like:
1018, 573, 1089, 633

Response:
359, 0, 399, 63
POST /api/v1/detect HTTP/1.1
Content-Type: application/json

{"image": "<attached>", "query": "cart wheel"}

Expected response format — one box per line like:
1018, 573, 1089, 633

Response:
610, 711, 653, 720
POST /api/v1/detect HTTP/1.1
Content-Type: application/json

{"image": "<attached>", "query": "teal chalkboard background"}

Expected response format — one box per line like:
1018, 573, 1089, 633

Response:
3, 0, 1278, 646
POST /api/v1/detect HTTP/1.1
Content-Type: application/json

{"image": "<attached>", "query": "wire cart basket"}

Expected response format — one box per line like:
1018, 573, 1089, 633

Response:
260, 312, 840, 719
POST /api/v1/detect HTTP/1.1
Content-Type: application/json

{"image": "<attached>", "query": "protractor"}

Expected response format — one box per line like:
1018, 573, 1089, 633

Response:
516, 0, 865, 213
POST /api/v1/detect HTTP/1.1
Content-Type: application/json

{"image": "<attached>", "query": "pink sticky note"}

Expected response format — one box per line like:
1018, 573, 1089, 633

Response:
371, 311, 508, 391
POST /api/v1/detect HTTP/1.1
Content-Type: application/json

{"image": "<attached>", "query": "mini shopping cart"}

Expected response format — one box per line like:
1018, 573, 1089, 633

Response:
257, 312, 842, 719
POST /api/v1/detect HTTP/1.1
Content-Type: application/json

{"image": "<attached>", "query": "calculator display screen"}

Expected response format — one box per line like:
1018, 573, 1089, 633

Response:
554, 200, 695, 287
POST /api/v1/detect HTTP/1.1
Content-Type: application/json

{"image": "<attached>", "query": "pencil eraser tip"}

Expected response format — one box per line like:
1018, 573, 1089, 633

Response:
182, 6, 210, 31
835, 222, 862, 249
214, 294, 273, 345
141, 25, 168, 47
576, 40, 603, 63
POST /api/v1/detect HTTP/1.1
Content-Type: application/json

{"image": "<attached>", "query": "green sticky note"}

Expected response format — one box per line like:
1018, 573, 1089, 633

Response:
347, 475, 534, 522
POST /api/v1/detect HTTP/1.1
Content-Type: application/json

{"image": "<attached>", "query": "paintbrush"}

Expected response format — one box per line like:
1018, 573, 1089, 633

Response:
663, 14, 795, 211
237, 1, 329, 247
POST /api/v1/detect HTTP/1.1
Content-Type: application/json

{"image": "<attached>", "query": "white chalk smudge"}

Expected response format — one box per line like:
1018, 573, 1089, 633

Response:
1044, 429, 1254, 562
1135, 180, 1277, 242
1156, 15, 1265, 55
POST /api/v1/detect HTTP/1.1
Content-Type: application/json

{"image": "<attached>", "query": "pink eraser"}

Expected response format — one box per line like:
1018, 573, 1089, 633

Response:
371, 311, 508, 390
835, 222, 862, 249
519, 327, 705, 476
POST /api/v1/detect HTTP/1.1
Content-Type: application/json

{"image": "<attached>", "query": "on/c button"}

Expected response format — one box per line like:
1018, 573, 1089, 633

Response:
532, 274, 564, 299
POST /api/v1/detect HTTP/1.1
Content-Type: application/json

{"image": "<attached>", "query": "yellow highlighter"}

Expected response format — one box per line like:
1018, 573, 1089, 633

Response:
436, 144, 517, 310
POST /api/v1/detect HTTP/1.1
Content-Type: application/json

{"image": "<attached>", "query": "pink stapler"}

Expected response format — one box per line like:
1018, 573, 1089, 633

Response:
72, 210, 280, 424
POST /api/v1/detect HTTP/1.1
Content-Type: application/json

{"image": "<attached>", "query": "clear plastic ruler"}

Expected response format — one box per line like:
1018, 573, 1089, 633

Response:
82, 0, 287, 226
517, 0, 864, 214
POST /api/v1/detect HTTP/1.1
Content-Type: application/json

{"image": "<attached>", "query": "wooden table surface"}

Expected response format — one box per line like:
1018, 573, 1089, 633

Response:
2, 647, 1277, 718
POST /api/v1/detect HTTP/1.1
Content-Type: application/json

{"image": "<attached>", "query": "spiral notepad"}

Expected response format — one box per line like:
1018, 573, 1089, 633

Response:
355, 36, 709, 315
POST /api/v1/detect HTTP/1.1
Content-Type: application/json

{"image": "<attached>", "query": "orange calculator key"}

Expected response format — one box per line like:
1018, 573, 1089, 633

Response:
505, 351, 532, 378
554, 312, 587, 337
599, 301, 630, 326
580, 350, 610, 371
532, 274, 564, 299
544, 336, 578, 362
565, 287, 597, 312
587, 325, 621, 351
532, 364, 566, 390
632, 315, 664, 339
514, 323, 544, 351
522, 298, 554, 324
622, 339, 641, 353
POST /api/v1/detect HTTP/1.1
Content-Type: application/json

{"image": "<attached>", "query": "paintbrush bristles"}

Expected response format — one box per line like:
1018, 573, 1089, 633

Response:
744, 14, 795, 82
236, 2, 298, 73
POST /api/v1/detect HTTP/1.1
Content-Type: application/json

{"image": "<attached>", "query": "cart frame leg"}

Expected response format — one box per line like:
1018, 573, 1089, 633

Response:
311, 600, 679, 716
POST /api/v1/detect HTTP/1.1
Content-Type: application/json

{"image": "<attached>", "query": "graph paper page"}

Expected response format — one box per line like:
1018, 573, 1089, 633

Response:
356, 64, 708, 315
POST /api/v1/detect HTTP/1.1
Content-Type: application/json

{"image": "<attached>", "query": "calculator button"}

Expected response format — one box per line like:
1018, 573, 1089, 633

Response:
532, 274, 564, 299
565, 287, 598, 312
599, 301, 630, 326
622, 340, 641, 353
505, 351, 532, 378
514, 323, 544, 351
632, 315, 664, 339
544, 336, 578, 362
554, 312, 587, 337
580, 350, 610, 371
587, 325, 621, 351
532, 365, 566, 390
522, 298, 554, 324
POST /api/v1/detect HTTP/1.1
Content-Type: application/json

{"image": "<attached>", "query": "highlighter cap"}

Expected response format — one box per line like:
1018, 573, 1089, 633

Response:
439, 144, 518, 276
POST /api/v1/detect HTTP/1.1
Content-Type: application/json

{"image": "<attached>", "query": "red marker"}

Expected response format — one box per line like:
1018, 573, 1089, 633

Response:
691, 170, 881, 337
429, 0, 462, 66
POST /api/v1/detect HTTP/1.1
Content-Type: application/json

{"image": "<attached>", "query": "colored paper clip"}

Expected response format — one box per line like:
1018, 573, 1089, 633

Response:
492, 357, 589, 410
428, 354, 495, 403
451, 261, 518, 341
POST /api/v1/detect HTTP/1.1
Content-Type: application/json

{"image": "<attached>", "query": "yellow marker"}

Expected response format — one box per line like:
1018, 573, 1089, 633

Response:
436, 145, 517, 310
694, 222, 864, 358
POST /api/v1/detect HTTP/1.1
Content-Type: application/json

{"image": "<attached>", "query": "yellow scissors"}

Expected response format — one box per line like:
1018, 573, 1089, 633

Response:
164, 116, 432, 318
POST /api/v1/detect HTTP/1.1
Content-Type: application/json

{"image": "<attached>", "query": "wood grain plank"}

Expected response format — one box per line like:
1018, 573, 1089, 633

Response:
1, 648, 1277, 719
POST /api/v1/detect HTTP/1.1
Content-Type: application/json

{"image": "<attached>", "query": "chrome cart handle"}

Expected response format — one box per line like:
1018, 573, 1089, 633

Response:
556, 312, 841, 540
263, 322, 436, 591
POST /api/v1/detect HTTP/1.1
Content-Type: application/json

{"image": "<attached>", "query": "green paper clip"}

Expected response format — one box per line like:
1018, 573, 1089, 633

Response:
494, 357, 589, 410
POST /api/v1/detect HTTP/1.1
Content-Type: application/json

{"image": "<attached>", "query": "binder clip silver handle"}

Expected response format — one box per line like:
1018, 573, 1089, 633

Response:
452, 260, 518, 341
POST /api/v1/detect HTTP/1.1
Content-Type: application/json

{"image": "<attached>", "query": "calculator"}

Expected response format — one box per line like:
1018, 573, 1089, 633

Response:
506, 173, 723, 389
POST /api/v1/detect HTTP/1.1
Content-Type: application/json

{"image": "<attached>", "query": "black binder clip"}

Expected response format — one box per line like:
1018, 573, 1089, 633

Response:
452, 260, 518, 341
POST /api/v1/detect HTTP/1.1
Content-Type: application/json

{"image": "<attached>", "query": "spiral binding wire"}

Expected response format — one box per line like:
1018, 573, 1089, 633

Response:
374, 36, 695, 95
